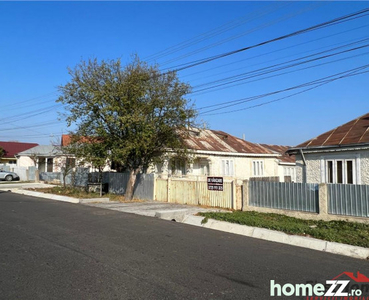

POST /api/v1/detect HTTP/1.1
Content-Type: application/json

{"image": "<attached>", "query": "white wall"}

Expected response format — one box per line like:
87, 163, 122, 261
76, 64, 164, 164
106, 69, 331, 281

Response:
155, 153, 281, 180
17, 156, 35, 168
294, 149, 369, 185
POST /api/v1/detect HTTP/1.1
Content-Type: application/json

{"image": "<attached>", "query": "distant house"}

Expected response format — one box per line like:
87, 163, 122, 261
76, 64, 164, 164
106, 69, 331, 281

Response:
60, 134, 111, 172
153, 128, 291, 181
286, 112, 369, 184
16, 145, 67, 172
260, 144, 296, 182
61, 130, 292, 181
0, 141, 38, 165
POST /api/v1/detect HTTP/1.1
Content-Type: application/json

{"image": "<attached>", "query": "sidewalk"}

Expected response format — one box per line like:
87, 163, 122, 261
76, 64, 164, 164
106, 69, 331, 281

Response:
0, 182, 56, 190
2, 187, 369, 260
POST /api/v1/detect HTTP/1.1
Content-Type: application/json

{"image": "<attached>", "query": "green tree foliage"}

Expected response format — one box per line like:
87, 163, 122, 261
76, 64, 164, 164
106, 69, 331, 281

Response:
57, 57, 197, 199
0, 147, 4, 158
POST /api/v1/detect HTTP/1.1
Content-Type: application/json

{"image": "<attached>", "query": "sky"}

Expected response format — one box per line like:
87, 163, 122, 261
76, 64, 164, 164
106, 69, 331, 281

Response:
1, 1, 369, 146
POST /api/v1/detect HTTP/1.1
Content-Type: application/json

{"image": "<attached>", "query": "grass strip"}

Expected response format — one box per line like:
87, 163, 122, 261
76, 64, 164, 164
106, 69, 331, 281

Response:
198, 211, 369, 248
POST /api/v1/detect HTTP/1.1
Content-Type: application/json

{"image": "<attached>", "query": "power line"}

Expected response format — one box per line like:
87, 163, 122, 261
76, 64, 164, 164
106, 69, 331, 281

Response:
191, 42, 369, 94
159, 2, 323, 67
163, 7, 369, 73
144, 2, 288, 62
179, 24, 369, 81
198, 64, 369, 115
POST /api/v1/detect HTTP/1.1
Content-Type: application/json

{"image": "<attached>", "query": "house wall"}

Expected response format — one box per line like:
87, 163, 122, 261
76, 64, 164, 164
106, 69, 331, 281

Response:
155, 153, 281, 180
294, 149, 369, 184
360, 150, 369, 184
17, 156, 35, 168
278, 164, 297, 182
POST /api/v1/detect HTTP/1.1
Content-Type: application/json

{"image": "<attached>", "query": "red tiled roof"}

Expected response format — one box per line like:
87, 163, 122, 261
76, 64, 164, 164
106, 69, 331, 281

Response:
296, 112, 369, 148
260, 144, 296, 163
61, 134, 71, 147
0, 141, 38, 158
61, 134, 97, 146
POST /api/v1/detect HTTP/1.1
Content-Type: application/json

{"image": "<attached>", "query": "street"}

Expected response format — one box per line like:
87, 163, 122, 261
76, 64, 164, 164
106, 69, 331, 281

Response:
0, 191, 366, 300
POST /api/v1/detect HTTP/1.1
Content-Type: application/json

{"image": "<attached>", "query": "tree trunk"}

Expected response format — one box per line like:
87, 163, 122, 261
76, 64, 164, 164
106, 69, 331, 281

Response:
125, 168, 139, 200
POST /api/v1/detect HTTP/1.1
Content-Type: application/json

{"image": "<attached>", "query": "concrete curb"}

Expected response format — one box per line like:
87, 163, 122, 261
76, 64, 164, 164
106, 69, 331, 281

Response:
79, 198, 110, 204
155, 209, 188, 222
6, 189, 111, 205
180, 215, 369, 260
9, 189, 80, 203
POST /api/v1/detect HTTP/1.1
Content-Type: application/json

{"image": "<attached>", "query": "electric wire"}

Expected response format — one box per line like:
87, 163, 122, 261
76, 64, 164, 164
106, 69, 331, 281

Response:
162, 7, 369, 73
198, 65, 369, 115
144, 2, 288, 62
159, 2, 322, 66
191, 43, 369, 94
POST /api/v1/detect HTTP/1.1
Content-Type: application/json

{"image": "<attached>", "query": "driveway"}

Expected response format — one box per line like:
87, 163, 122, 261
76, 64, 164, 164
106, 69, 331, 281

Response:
85, 201, 227, 219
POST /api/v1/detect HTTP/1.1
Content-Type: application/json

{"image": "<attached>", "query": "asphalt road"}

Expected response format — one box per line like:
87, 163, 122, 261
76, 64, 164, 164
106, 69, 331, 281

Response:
0, 191, 367, 300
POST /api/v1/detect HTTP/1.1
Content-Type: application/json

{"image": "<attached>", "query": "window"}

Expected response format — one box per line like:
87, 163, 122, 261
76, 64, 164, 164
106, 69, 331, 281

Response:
347, 161, 353, 184
66, 157, 76, 168
326, 159, 354, 184
170, 159, 186, 176
252, 160, 264, 176
284, 166, 296, 182
327, 161, 333, 183
222, 160, 234, 176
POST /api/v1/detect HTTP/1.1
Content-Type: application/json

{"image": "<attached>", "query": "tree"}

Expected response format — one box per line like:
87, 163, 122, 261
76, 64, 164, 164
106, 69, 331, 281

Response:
66, 135, 109, 196
57, 57, 197, 200
0, 147, 4, 159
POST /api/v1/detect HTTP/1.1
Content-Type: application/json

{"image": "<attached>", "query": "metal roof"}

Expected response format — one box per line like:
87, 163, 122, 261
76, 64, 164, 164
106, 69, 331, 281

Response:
184, 129, 275, 155
17, 145, 62, 157
61, 129, 287, 157
260, 144, 295, 163
295, 112, 369, 148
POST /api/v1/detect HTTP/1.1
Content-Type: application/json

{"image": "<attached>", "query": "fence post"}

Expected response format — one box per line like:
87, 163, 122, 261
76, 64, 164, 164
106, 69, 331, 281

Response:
153, 174, 157, 201
318, 183, 328, 218
232, 180, 237, 209
242, 180, 249, 211
167, 177, 171, 203
35, 169, 39, 183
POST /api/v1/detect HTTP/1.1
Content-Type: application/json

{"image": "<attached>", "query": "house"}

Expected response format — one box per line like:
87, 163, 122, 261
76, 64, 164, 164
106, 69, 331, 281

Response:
16, 145, 68, 172
60, 130, 292, 181
153, 128, 291, 181
60, 134, 112, 172
260, 144, 296, 182
0, 141, 38, 165
286, 112, 369, 184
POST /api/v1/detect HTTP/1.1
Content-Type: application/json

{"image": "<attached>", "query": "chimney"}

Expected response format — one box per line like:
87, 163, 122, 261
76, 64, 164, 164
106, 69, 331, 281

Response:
242, 133, 245, 140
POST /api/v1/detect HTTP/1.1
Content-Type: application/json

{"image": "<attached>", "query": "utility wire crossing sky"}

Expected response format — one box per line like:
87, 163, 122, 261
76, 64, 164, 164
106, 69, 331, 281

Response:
1, 1, 368, 146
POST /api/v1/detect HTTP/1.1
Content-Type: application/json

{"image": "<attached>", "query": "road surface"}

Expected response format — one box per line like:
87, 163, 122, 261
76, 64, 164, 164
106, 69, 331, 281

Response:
0, 191, 366, 299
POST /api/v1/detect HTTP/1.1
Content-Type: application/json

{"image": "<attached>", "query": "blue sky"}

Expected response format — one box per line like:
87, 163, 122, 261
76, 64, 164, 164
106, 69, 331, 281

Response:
1, 1, 369, 146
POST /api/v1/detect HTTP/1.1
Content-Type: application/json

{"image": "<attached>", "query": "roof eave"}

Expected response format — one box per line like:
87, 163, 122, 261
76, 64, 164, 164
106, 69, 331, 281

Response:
286, 142, 369, 155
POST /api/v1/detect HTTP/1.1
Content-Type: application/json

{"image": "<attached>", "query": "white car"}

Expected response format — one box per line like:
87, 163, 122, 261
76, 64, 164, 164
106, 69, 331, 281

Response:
0, 170, 20, 181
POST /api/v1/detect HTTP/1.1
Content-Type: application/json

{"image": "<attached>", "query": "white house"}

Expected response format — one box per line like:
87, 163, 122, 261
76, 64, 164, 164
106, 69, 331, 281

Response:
16, 145, 70, 173
153, 128, 294, 181
260, 144, 297, 182
286, 112, 369, 185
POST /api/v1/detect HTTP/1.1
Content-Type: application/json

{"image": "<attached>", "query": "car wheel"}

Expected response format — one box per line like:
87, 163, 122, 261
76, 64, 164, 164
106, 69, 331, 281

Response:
5, 175, 13, 181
